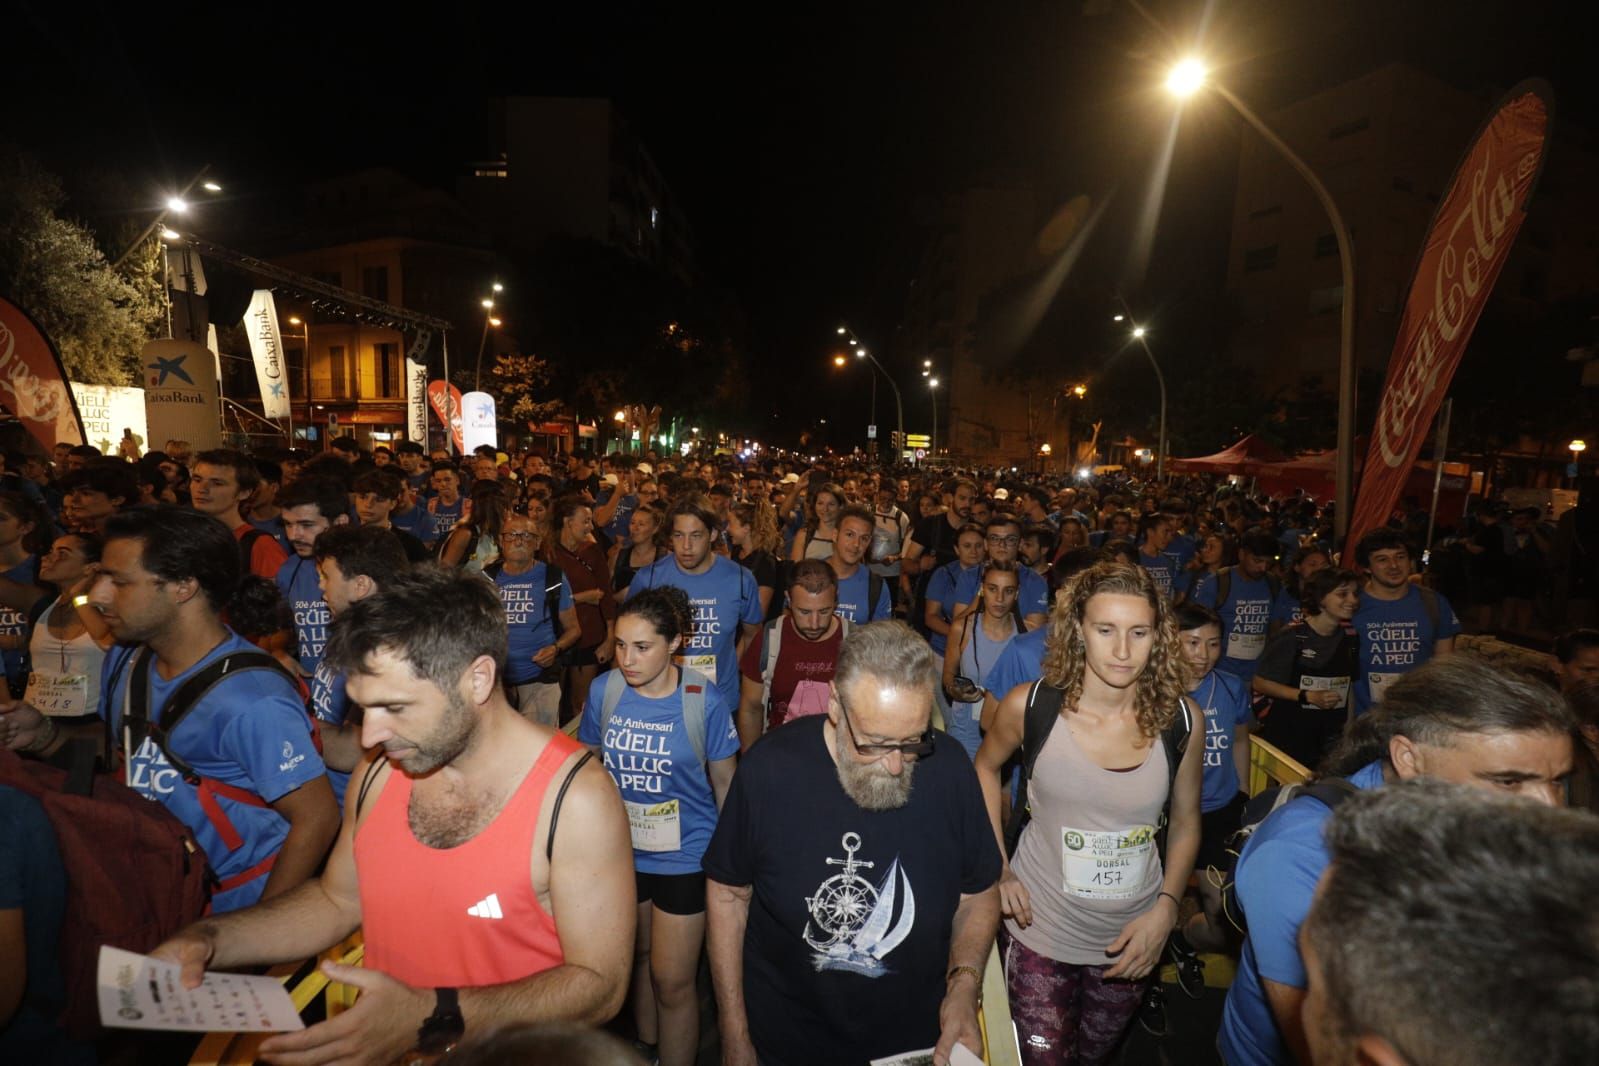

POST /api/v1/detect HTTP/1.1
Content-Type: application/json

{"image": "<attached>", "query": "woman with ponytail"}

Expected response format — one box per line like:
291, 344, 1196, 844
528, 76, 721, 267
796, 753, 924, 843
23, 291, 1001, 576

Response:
729, 497, 781, 620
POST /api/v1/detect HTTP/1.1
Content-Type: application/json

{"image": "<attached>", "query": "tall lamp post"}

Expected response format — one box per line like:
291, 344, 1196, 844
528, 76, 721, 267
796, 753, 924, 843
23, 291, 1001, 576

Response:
286, 315, 310, 443
1113, 307, 1168, 482
110, 167, 223, 271
928, 376, 940, 458
1167, 58, 1357, 540
835, 325, 904, 452
474, 282, 504, 391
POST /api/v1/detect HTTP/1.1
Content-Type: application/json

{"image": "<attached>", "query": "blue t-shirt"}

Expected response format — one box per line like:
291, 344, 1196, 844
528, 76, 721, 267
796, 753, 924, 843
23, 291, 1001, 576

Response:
104, 634, 327, 913
1191, 671, 1252, 812
1270, 587, 1303, 628
1191, 570, 1277, 681
1016, 566, 1050, 619
1351, 586, 1460, 714
0, 555, 35, 687
276, 556, 330, 675
0, 785, 91, 1064
983, 625, 1048, 701
628, 555, 764, 710
1219, 760, 1385, 1066
834, 566, 891, 625
1138, 549, 1183, 600
309, 661, 351, 808
600, 491, 639, 545
496, 562, 575, 684
426, 497, 465, 545
577, 674, 740, 874
390, 503, 430, 544
1167, 532, 1198, 569
924, 561, 980, 656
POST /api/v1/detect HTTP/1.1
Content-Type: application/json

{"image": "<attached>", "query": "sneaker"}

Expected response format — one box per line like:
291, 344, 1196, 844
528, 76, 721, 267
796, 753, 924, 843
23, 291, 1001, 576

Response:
1137, 982, 1169, 1038
1166, 928, 1206, 999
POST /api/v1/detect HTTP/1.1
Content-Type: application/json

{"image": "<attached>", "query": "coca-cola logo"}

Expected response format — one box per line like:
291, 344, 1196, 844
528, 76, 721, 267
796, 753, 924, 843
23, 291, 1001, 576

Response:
1374, 109, 1543, 469
0, 316, 70, 429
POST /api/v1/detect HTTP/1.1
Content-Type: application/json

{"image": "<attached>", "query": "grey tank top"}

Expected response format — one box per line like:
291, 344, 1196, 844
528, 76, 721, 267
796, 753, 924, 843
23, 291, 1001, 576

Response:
1006, 711, 1169, 965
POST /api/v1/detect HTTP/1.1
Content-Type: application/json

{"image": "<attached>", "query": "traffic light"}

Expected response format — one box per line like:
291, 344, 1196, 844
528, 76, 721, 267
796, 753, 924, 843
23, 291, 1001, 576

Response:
890, 430, 904, 451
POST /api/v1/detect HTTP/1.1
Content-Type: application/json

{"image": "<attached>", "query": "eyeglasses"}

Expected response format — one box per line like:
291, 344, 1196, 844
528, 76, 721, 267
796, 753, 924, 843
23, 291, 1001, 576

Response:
986, 535, 1020, 546
839, 700, 935, 759
502, 531, 538, 541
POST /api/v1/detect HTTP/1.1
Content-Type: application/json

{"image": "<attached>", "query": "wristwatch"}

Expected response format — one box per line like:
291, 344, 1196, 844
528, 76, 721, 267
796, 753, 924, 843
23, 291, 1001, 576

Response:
416, 987, 464, 1055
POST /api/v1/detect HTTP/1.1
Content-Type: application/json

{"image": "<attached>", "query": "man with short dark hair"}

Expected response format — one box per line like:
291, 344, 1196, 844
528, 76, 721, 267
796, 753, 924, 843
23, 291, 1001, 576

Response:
2, 507, 339, 911
1302, 780, 1599, 1066
737, 560, 845, 749
58, 462, 136, 535
152, 568, 635, 1062
706, 622, 1001, 1066
1555, 628, 1599, 693
829, 505, 892, 625
1191, 530, 1283, 684
977, 514, 1048, 629
189, 448, 290, 579
353, 468, 430, 563
1351, 528, 1459, 714
900, 478, 977, 621
425, 463, 467, 548
312, 524, 409, 804
328, 435, 361, 462
276, 478, 350, 679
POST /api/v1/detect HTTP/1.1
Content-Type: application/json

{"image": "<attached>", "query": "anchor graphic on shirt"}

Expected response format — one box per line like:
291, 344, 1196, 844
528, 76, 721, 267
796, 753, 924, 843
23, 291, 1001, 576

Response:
803, 831, 916, 977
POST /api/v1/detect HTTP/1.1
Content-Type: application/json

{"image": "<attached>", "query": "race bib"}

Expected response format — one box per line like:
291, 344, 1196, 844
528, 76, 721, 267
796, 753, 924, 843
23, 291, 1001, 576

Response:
1061, 825, 1156, 901
626, 798, 682, 853
1367, 671, 1401, 704
1227, 629, 1266, 661
677, 653, 717, 685
1300, 674, 1350, 709
26, 671, 88, 717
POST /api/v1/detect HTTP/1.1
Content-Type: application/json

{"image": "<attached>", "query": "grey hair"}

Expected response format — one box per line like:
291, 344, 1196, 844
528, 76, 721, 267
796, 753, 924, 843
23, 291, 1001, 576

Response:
1304, 779, 1599, 1065
834, 620, 938, 698
1322, 655, 1574, 776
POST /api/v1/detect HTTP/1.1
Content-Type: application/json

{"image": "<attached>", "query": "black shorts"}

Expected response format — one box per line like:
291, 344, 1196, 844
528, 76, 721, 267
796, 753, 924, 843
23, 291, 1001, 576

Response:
567, 646, 599, 668
1196, 790, 1248, 873
635, 870, 706, 916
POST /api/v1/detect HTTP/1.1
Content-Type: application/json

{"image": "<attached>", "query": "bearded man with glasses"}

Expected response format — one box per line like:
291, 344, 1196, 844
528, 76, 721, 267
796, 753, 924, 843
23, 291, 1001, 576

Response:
704, 621, 1001, 1066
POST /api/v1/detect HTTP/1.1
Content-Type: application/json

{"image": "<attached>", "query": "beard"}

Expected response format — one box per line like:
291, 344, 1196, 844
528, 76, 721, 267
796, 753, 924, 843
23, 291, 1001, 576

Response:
390, 686, 477, 775
834, 722, 916, 811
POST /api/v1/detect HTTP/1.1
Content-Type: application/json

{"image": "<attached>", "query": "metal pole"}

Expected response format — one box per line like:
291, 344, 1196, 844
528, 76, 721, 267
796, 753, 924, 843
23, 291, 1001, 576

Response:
869, 369, 877, 456
441, 332, 455, 454
474, 311, 492, 391
1134, 335, 1168, 483
863, 351, 904, 448
1214, 84, 1356, 543
1423, 398, 1452, 563
931, 387, 939, 458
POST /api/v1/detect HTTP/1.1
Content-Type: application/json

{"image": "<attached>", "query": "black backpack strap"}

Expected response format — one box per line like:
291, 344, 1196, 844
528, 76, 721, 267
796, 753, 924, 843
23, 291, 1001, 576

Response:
1003, 681, 1064, 855
138, 651, 298, 782
545, 749, 595, 863
355, 753, 389, 818
237, 527, 267, 572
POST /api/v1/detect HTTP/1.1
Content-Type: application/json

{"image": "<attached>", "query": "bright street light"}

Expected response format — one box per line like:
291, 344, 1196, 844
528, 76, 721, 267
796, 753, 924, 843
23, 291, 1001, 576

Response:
1166, 58, 1208, 99
159, 228, 181, 241
836, 326, 847, 335
833, 354, 847, 367
613, 410, 627, 422
929, 378, 939, 388
1072, 384, 1087, 398
1132, 326, 1147, 339
287, 316, 303, 326
857, 347, 869, 357
922, 359, 932, 368
201, 181, 222, 193
492, 282, 504, 293
1572, 440, 1588, 454
488, 317, 502, 327
480, 298, 494, 309
1112, 313, 1125, 322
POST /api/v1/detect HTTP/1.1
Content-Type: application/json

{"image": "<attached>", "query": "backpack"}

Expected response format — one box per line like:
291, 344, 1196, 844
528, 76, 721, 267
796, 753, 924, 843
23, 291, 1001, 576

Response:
121, 646, 314, 895
1217, 778, 1359, 939
1002, 681, 1192, 857
600, 665, 711, 766
237, 526, 269, 573
0, 742, 210, 1039
756, 614, 852, 714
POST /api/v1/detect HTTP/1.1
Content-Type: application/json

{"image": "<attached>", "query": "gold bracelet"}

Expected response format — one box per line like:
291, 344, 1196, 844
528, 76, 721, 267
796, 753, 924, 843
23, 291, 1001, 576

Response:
72, 594, 91, 608
946, 964, 982, 989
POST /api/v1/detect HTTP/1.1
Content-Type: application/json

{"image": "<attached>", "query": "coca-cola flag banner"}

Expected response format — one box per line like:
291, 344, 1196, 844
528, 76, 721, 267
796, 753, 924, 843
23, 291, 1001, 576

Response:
1347, 81, 1552, 556
427, 380, 464, 453
0, 296, 85, 452
405, 328, 432, 445
243, 290, 291, 420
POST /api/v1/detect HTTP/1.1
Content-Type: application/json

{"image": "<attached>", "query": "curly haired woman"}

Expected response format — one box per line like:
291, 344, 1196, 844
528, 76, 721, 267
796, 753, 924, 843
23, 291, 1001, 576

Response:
975, 561, 1202, 1065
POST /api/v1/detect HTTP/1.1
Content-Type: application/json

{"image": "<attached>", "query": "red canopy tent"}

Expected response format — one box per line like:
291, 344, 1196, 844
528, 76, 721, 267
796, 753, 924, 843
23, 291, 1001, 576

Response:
1167, 434, 1286, 475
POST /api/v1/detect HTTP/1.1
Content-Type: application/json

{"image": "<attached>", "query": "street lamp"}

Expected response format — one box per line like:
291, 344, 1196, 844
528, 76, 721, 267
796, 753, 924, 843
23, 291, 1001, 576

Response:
834, 324, 904, 456
833, 354, 847, 367
928, 376, 940, 458
110, 166, 222, 270
474, 287, 503, 390
286, 315, 310, 443
1167, 57, 1357, 540
1572, 440, 1588, 484
1113, 303, 1167, 481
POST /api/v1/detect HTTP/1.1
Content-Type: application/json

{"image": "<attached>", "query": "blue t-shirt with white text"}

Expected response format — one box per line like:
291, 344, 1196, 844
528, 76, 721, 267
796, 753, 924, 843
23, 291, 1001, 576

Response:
276, 556, 329, 674
834, 566, 891, 625
628, 555, 764, 710
309, 661, 351, 808
495, 563, 575, 684
924, 561, 980, 656
1190, 670, 1253, 812
1191, 569, 1276, 681
1351, 585, 1460, 714
1138, 549, 1183, 600
578, 675, 740, 874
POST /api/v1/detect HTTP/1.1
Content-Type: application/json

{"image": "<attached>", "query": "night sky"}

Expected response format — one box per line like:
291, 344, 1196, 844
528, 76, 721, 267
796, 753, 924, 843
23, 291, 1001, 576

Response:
8, 0, 1598, 446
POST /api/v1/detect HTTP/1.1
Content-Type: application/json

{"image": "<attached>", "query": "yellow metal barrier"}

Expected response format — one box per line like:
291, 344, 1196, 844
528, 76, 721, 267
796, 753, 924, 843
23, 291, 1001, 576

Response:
1246, 734, 1312, 797
980, 941, 1021, 1065
188, 932, 365, 1065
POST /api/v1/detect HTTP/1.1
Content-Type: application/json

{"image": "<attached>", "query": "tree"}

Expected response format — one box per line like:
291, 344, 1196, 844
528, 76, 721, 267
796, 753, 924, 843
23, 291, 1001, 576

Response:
485, 350, 564, 426
0, 146, 163, 385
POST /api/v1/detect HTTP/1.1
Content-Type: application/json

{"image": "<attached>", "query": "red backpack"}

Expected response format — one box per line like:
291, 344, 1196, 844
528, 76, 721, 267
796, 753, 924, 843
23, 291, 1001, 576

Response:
0, 742, 211, 1039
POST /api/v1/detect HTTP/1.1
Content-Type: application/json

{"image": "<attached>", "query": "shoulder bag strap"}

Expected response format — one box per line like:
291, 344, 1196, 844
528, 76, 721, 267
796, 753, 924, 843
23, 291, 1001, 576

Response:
545, 749, 596, 863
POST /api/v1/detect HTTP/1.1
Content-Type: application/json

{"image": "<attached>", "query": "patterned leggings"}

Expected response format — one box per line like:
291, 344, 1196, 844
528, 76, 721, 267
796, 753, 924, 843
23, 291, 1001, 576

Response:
1004, 932, 1150, 1066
